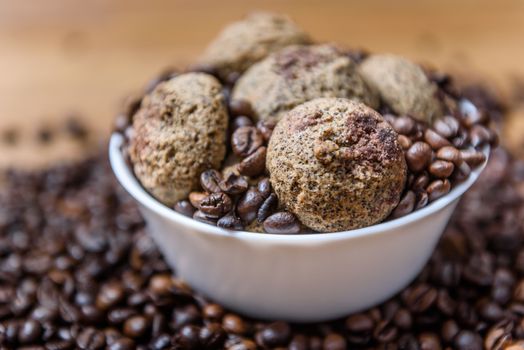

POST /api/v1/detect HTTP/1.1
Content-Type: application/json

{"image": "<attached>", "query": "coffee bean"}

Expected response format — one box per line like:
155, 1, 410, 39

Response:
454, 330, 483, 350
436, 146, 462, 165
433, 116, 459, 138
107, 337, 135, 350
469, 125, 491, 147
236, 187, 265, 223
18, 319, 42, 343
484, 327, 511, 350
424, 129, 451, 149
427, 179, 451, 202
256, 120, 276, 141
257, 178, 272, 199
259, 321, 291, 347
77, 327, 106, 350
237, 146, 266, 177
406, 142, 433, 172
459, 99, 485, 127
323, 333, 347, 350
203, 303, 225, 322
188, 192, 207, 208
223, 314, 248, 335
231, 126, 264, 158
173, 305, 201, 329
460, 149, 486, 167
403, 284, 437, 313
123, 315, 149, 338
217, 213, 244, 230
232, 116, 254, 130
173, 200, 196, 217
453, 161, 472, 182
257, 193, 278, 222
418, 332, 441, 350
415, 191, 429, 210
373, 320, 397, 343
398, 134, 413, 150
175, 325, 201, 349
198, 192, 232, 218
391, 191, 415, 219
392, 116, 416, 135
393, 308, 412, 330
429, 160, 454, 178
200, 169, 223, 193
289, 334, 309, 350
199, 323, 226, 348
96, 282, 124, 310
219, 173, 248, 195
412, 173, 430, 190
108, 308, 138, 324
229, 99, 254, 118
263, 211, 301, 234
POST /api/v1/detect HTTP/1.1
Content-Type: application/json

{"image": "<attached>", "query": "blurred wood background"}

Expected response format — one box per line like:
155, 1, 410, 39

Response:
1, 0, 523, 168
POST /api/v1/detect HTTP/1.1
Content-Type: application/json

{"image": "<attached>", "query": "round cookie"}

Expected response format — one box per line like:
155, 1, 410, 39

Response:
198, 12, 311, 82
232, 44, 379, 124
358, 54, 442, 123
267, 98, 407, 232
128, 73, 228, 206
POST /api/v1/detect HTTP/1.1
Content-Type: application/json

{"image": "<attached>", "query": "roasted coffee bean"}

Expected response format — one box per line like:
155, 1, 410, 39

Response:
18, 319, 42, 343
259, 321, 291, 347
172, 305, 201, 329
459, 99, 485, 127
193, 209, 218, 225
123, 315, 150, 338
392, 116, 416, 135
323, 333, 347, 350
219, 173, 248, 195
391, 191, 415, 219
200, 169, 223, 193
373, 320, 397, 343
263, 211, 301, 234
232, 116, 254, 130
436, 146, 462, 165
403, 284, 437, 313
236, 187, 265, 223
424, 129, 451, 149
229, 99, 254, 118
231, 126, 264, 158
173, 200, 196, 217
418, 332, 441, 350
429, 160, 454, 178
453, 161, 472, 182
427, 179, 451, 202
256, 120, 276, 141
406, 142, 433, 172
415, 191, 429, 210
199, 323, 226, 348
289, 334, 309, 350
469, 125, 491, 147
217, 213, 244, 230
107, 337, 135, 350
398, 134, 413, 150
237, 146, 267, 177
454, 330, 483, 350
257, 193, 278, 222
175, 325, 201, 349
257, 177, 272, 199
188, 192, 207, 208
223, 314, 248, 335
198, 192, 232, 218
203, 303, 225, 322
108, 308, 138, 324
77, 327, 106, 349
433, 116, 459, 138
412, 173, 430, 190
96, 282, 124, 310
460, 149, 486, 167
484, 324, 512, 350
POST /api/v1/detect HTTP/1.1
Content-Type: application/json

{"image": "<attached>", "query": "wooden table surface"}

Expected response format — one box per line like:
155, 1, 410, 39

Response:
1, 0, 523, 168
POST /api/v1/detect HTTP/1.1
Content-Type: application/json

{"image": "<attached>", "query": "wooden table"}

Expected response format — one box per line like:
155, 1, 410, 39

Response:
1, 0, 523, 168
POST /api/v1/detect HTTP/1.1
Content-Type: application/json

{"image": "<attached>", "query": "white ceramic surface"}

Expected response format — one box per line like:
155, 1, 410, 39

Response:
109, 133, 488, 322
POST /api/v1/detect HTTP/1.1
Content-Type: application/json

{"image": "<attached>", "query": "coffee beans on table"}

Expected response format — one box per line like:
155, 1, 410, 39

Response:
0, 142, 523, 348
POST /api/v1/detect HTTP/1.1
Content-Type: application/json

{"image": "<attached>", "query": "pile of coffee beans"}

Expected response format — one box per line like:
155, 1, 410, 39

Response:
116, 62, 498, 234
0, 140, 523, 348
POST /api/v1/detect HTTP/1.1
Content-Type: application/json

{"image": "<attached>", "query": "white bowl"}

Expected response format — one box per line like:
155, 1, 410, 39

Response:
109, 133, 488, 322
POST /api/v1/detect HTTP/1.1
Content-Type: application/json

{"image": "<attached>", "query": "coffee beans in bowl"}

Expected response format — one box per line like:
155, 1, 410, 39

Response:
117, 12, 496, 234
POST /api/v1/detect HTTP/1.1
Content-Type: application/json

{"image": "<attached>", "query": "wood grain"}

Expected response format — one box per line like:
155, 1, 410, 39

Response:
0, 0, 523, 168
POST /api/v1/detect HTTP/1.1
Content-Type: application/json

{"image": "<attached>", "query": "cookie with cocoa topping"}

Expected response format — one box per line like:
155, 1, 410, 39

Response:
232, 44, 379, 124
267, 98, 407, 232
128, 73, 228, 206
